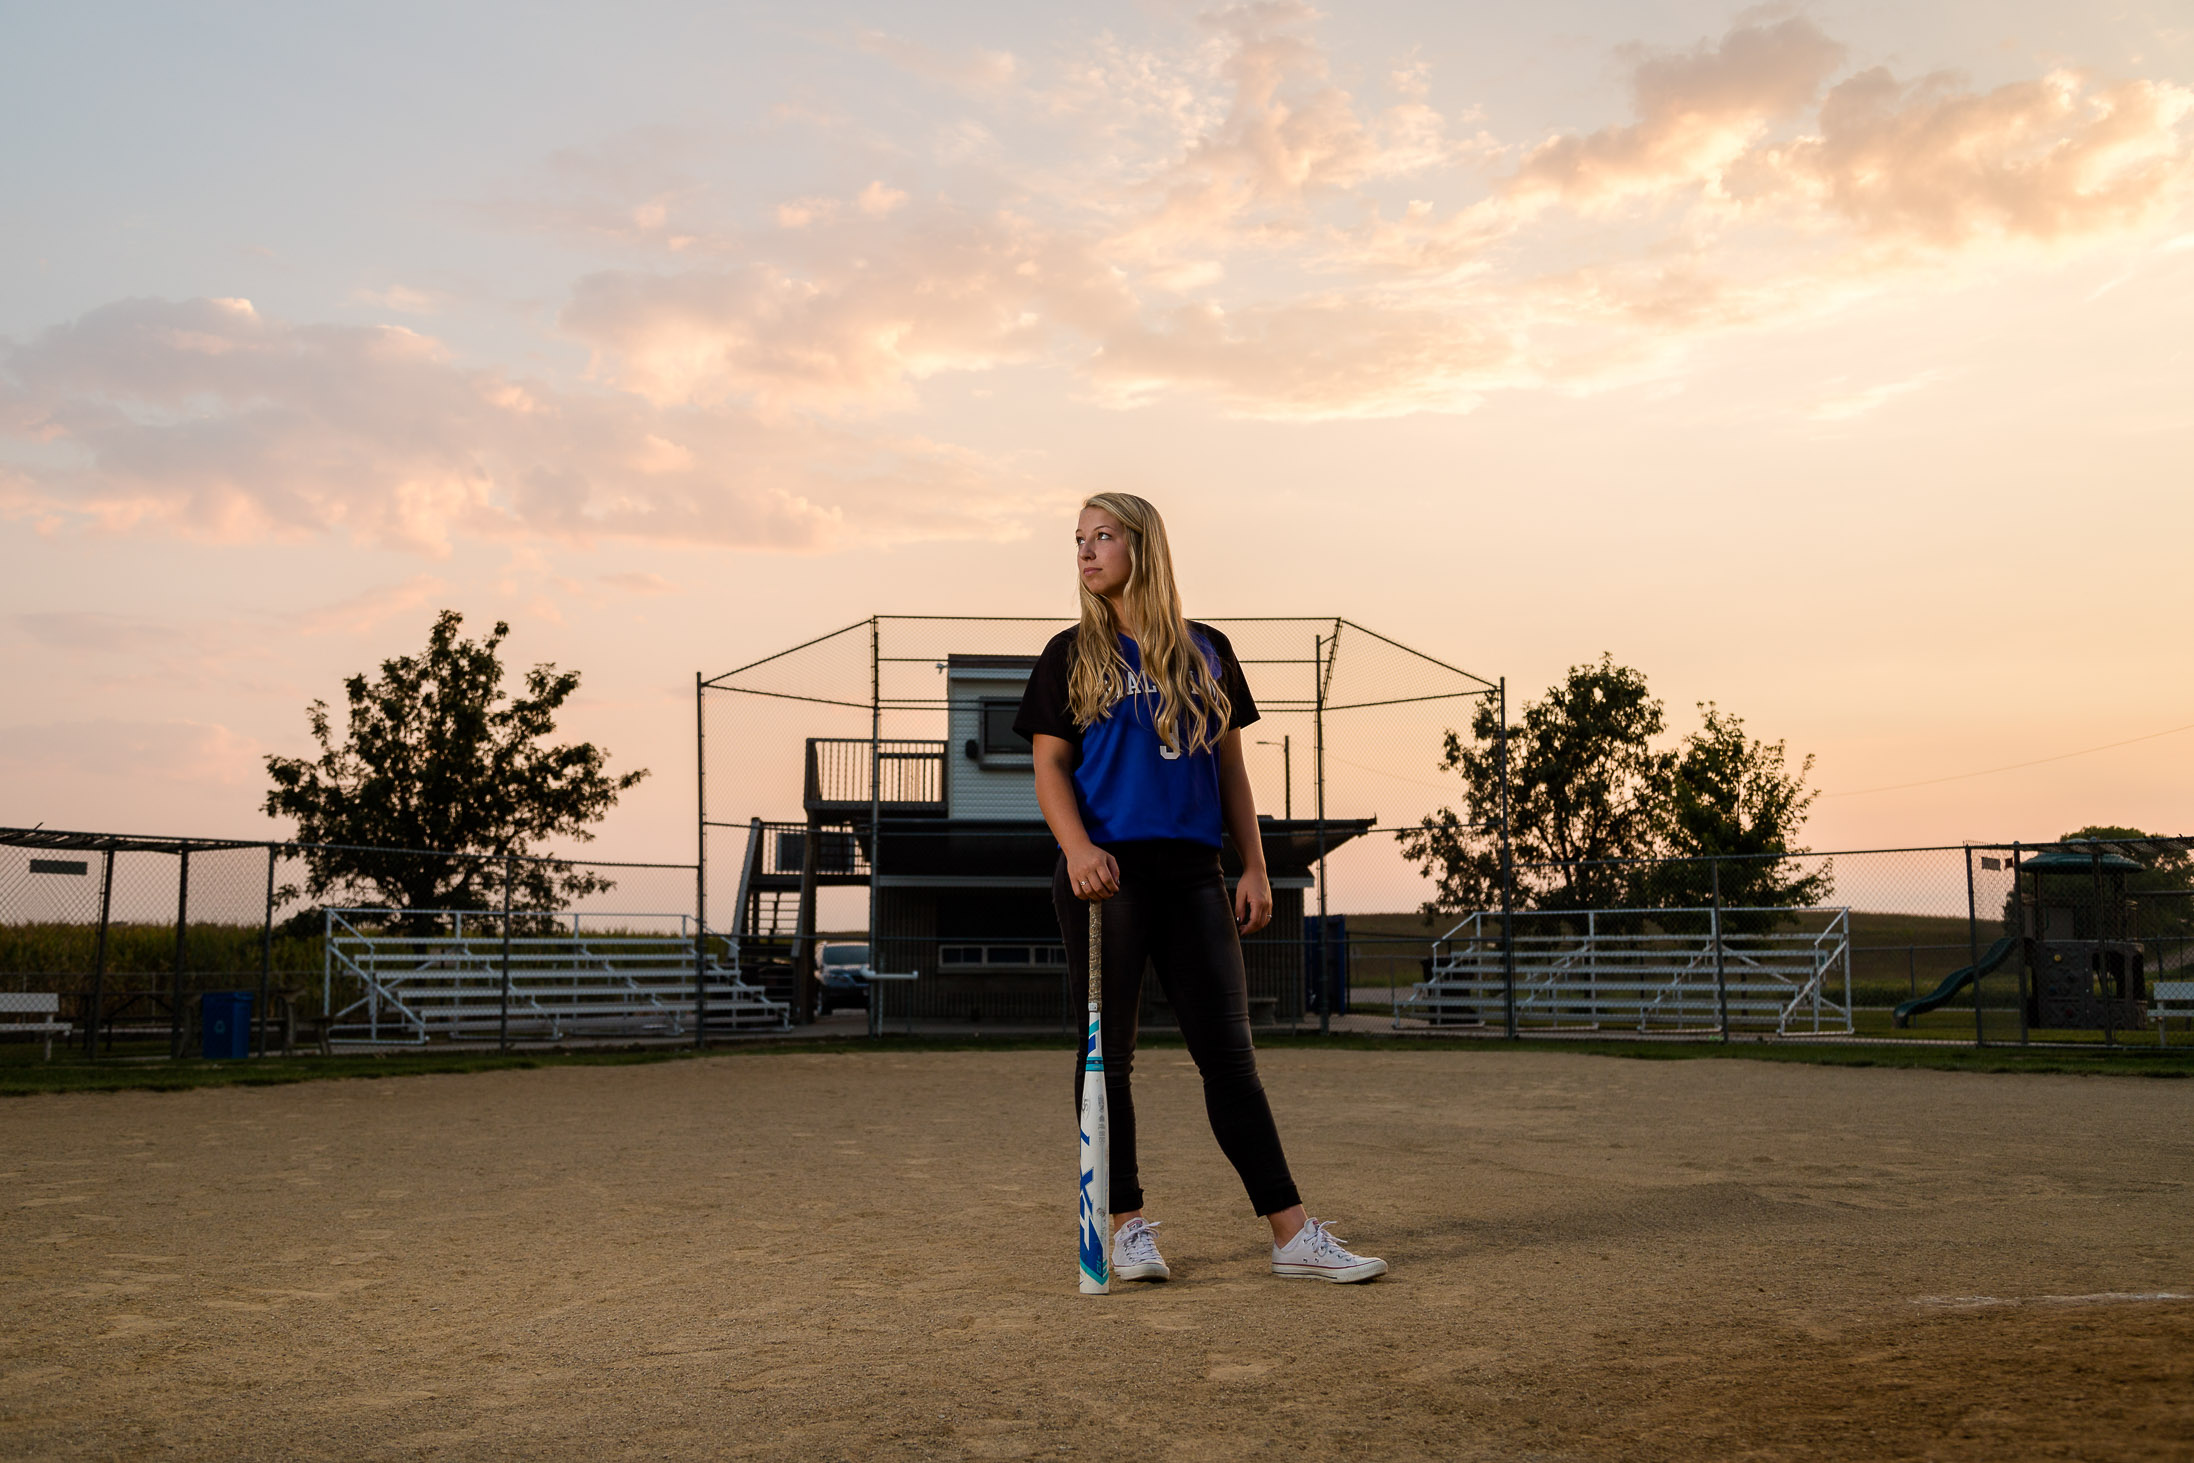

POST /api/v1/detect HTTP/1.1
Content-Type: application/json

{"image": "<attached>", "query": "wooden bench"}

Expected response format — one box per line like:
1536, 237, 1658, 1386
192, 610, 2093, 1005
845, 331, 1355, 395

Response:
0, 993, 73, 1060
2151, 981, 2194, 1046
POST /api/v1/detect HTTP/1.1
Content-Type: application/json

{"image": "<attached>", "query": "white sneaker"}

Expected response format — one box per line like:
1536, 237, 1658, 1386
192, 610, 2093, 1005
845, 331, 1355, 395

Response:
1112, 1217, 1171, 1282
1271, 1218, 1387, 1283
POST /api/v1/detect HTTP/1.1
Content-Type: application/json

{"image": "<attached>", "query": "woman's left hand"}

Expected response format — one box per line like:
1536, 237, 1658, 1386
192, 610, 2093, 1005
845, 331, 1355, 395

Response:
1234, 868, 1272, 935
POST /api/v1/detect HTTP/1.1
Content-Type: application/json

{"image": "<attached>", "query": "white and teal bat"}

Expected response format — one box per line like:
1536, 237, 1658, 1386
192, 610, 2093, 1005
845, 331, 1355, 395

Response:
1078, 898, 1109, 1295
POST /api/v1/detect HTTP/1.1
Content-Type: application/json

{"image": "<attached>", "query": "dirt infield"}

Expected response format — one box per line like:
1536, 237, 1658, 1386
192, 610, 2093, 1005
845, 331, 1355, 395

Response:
3, 1048, 2191, 1461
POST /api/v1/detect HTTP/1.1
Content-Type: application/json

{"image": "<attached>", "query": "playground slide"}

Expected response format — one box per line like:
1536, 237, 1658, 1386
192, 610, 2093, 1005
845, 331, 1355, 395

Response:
1892, 935, 2019, 1027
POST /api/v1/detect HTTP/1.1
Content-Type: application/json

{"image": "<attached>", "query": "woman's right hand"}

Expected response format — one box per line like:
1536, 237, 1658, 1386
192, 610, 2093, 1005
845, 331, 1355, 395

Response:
1065, 843, 1120, 902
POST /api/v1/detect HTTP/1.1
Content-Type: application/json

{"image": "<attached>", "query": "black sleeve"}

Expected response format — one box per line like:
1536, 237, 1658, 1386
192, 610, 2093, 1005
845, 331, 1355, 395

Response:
1013, 631, 1081, 746
1197, 624, 1260, 732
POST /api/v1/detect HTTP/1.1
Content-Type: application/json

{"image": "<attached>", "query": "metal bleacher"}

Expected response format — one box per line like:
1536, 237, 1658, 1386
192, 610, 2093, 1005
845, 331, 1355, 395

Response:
323, 909, 789, 1044
1403, 906, 1854, 1036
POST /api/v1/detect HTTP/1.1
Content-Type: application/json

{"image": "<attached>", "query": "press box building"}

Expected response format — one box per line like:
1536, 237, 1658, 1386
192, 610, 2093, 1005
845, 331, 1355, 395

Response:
737, 653, 1367, 1027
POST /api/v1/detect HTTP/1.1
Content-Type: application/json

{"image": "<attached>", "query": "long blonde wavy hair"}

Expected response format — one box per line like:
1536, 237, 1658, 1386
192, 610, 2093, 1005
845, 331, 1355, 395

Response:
1068, 492, 1231, 754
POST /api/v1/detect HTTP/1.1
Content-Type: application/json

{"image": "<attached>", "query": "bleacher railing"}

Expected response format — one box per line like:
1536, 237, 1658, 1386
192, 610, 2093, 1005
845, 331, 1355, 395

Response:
1405, 907, 1853, 1036
803, 739, 947, 809
324, 908, 789, 1044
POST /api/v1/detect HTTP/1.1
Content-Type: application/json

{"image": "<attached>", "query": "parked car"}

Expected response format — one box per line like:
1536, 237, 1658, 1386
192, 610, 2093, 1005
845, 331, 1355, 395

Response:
815, 943, 871, 1014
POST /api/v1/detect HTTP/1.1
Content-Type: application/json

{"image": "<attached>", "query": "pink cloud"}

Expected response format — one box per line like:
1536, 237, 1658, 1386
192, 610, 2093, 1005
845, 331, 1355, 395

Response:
559, 207, 1134, 412
0, 718, 259, 789
597, 571, 676, 595
1511, 16, 1847, 208
1116, 1, 1483, 256
1088, 294, 1515, 418
1767, 70, 2194, 244
6, 10, 2189, 550
294, 574, 451, 636
0, 297, 1037, 554
856, 29, 1019, 96
632, 10, 2185, 420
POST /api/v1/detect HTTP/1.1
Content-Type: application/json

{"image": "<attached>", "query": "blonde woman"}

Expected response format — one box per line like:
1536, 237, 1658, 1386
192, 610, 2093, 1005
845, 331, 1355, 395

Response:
1015, 493, 1387, 1285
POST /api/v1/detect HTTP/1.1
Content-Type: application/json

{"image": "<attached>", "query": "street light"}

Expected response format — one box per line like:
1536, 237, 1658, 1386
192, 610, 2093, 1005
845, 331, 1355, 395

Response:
1255, 736, 1291, 820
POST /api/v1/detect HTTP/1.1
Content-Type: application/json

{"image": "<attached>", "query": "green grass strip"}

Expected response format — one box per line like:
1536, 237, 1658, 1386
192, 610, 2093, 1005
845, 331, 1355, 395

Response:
5, 1027, 2191, 1095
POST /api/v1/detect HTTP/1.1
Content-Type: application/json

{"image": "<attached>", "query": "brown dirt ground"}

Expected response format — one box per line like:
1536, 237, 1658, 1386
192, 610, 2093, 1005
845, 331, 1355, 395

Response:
3, 1048, 2192, 1462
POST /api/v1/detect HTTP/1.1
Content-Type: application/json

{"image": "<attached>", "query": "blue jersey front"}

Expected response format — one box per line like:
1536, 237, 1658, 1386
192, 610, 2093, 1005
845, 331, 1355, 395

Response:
1015, 624, 1259, 849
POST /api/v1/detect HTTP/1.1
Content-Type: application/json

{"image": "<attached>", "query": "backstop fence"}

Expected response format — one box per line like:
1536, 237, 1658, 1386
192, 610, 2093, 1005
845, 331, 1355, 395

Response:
696, 615, 1508, 1035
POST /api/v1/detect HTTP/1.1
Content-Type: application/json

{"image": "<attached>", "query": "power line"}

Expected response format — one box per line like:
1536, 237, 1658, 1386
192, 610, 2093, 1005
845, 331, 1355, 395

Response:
1823, 719, 2194, 799
1323, 752, 1460, 795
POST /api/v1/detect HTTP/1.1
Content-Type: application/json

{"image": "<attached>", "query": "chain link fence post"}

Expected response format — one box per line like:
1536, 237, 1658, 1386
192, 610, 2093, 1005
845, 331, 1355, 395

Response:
868, 618, 882, 1035
256, 844, 275, 1058
1965, 844, 1983, 1049
1499, 678, 1517, 1041
499, 853, 514, 1053
695, 669, 709, 1049
168, 844, 191, 1060
1712, 856, 1728, 1043
88, 845, 114, 1060
2093, 842, 2113, 1049
1314, 631, 1330, 1037
2012, 841, 2028, 1046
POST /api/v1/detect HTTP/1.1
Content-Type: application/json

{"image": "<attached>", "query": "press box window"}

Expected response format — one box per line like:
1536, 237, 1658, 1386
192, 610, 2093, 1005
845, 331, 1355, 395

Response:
966, 697, 1031, 762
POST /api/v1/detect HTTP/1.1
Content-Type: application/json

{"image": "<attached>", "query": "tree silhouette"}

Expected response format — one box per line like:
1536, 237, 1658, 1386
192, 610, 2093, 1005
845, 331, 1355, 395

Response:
1399, 660, 1826, 926
264, 610, 647, 917
1399, 656, 1672, 918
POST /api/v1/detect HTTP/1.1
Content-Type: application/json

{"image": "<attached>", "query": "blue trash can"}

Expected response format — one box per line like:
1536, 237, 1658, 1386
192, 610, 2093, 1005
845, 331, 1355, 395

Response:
1304, 915, 1351, 1016
200, 991, 253, 1060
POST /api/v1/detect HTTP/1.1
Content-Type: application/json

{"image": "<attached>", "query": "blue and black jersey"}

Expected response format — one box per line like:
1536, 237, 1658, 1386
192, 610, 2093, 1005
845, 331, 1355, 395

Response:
1014, 622, 1259, 848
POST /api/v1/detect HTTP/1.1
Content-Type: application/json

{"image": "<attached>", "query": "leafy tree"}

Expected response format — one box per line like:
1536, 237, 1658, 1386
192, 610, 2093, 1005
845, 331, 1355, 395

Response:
1640, 705, 1831, 932
264, 610, 647, 917
1398, 656, 1673, 919
1399, 662, 1827, 926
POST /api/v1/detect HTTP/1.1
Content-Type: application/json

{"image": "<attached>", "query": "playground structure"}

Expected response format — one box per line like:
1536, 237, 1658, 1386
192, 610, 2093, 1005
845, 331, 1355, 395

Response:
2020, 846, 2149, 1030
1403, 906, 1855, 1036
1894, 844, 2172, 1035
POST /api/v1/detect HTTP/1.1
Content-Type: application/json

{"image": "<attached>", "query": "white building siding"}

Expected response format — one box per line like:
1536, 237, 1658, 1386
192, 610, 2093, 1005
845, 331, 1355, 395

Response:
946, 662, 1042, 822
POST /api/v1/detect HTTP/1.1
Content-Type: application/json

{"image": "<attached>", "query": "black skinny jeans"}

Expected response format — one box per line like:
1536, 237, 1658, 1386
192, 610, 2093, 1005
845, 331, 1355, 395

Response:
1055, 840, 1300, 1218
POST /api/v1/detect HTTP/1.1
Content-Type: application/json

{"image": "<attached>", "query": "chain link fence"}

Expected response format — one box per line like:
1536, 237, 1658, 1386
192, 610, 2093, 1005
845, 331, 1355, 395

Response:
10, 819, 2188, 1056
1389, 837, 2194, 1050
691, 618, 2194, 1053
0, 829, 742, 1059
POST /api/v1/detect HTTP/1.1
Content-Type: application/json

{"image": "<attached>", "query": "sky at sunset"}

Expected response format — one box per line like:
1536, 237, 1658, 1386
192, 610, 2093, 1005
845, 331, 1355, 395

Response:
4, 1, 2192, 907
